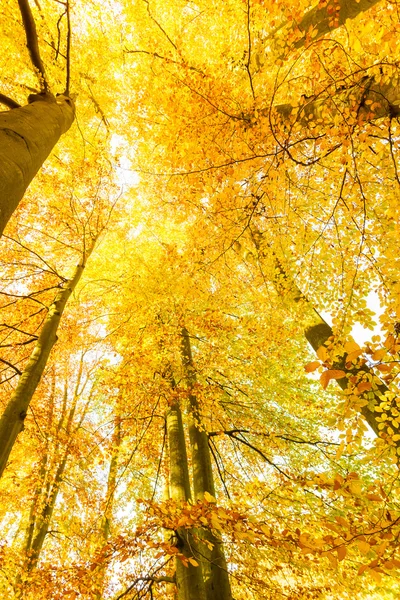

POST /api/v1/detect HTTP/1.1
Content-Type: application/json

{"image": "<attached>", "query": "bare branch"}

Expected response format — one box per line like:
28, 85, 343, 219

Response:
0, 358, 22, 376
65, 0, 71, 94
0, 93, 21, 109
17, 0, 49, 91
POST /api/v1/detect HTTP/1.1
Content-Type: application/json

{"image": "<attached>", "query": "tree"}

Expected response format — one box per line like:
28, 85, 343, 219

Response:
2, 0, 400, 598
0, 0, 75, 235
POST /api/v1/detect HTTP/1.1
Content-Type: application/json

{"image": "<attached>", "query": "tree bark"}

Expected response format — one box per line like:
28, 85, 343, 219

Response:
292, 0, 382, 49
273, 73, 400, 130
93, 418, 121, 599
0, 239, 95, 478
0, 96, 75, 236
166, 397, 207, 600
271, 252, 399, 447
181, 328, 232, 600
14, 361, 89, 597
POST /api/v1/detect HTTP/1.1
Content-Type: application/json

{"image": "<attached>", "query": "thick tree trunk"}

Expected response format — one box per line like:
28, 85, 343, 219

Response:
0, 97, 75, 235
0, 239, 95, 477
181, 329, 232, 600
166, 398, 207, 600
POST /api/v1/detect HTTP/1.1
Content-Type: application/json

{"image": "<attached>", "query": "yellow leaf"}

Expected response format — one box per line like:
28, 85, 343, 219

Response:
317, 345, 328, 362
344, 341, 361, 353
204, 491, 217, 503
369, 569, 382, 583
348, 480, 362, 496
357, 541, 370, 555
188, 557, 199, 567
211, 514, 222, 530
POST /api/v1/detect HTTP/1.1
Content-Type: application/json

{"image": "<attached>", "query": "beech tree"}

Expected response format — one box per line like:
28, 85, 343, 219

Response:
0, 0, 75, 235
1, 1, 400, 599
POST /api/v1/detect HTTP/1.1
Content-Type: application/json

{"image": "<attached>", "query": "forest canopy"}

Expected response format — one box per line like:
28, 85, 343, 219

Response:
1, 0, 400, 598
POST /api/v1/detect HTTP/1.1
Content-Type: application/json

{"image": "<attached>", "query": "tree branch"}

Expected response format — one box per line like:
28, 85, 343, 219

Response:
17, 0, 49, 91
0, 93, 21, 109
65, 0, 71, 95
115, 574, 175, 600
0, 359, 22, 376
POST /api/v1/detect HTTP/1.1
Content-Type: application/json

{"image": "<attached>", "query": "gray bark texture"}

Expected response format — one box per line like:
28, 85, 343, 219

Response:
166, 400, 207, 600
181, 329, 232, 600
0, 240, 94, 478
0, 96, 75, 235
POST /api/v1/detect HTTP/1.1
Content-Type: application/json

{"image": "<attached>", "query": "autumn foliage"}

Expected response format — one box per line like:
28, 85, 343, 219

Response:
1, 0, 400, 598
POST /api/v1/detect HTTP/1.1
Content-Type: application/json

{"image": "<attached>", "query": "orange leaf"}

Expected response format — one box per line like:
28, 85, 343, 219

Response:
357, 381, 372, 393
372, 348, 386, 361
344, 340, 361, 353
357, 565, 368, 576
320, 369, 346, 389
376, 363, 394, 373
384, 334, 395, 349
337, 545, 347, 561
346, 349, 363, 362
305, 361, 320, 373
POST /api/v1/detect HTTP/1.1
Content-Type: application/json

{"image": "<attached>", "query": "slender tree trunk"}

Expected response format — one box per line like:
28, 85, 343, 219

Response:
181, 328, 232, 600
93, 418, 121, 599
166, 397, 207, 600
0, 239, 95, 477
273, 260, 395, 439
15, 360, 92, 597
273, 74, 400, 129
0, 97, 75, 235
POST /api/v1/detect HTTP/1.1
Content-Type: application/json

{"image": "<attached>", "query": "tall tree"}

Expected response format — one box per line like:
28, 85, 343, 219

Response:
0, 0, 75, 235
180, 328, 232, 600
0, 235, 96, 477
1, 1, 400, 598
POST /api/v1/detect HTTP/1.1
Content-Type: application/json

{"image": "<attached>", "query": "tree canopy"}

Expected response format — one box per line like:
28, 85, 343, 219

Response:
1, 0, 400, 598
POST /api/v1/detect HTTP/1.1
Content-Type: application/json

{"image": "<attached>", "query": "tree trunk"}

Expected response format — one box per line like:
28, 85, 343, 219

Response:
0, 239, 95, 478
181, 328, 232, 600
268, 249, 399, 447
93, 418, 121, 599
166, 398, 207, 600
14, 368, 84, 597
292, 0, 382, 49
0, 97, 75, 236
273, 73, 400, 129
